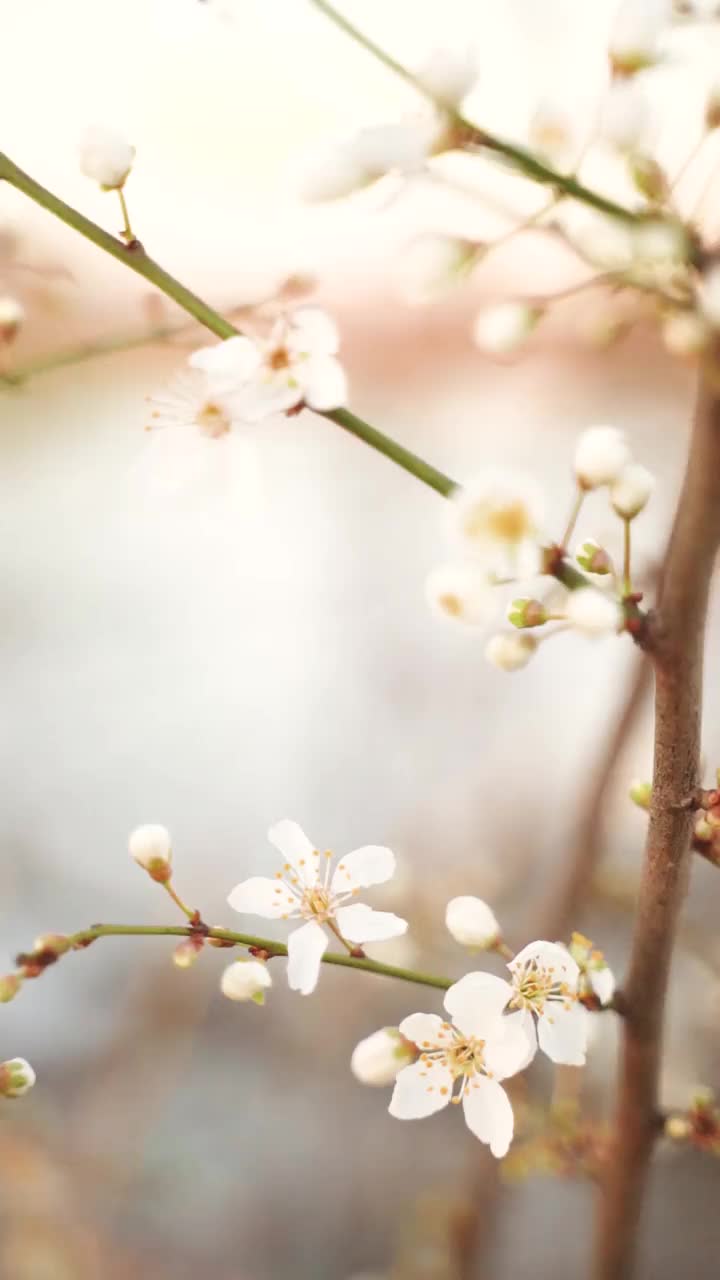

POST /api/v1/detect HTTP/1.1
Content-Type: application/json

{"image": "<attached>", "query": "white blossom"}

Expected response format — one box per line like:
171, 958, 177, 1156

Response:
662, 310, 711, 357
351, 1028, 415, 1085
220, 959, 272, 1005
473, 302, 542, 356
0, 296, 24, 342
128, 824, 172, 881
445, 897, 500, 949
699, 263, 720, 328
190, 309, 347, 420
610, 0, 673, 73
484, 632, 537, 672
416, 47, 479, 108
425, 562, 496, 626
565, 588, 624, 635
298, 120, 438, 202
227, 821, 407, 995
449, 469, 544, 569
0, 1058, 36, 1098
574, 425, 630, 489
598, 80, 651, 152
79, 125, 135, 189
395, 234, 478, 303
147, 370, 241, 438
568, 933, 616, 1007
528, 101, 577, 168
389, 976, 533, 1156
611, 463, 655, 518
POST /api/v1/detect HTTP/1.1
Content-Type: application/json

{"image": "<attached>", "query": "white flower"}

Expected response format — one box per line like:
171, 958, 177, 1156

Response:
147, 370, 241, 438
445, 897, 500, 949
129, 824, 172, 882
662, 310, 711, 357
298, 120, 437, 202
79, 125, 135, 189
598, 80, 650, 152
395, 234, 478, 304
416, 47, 478, 107
220, 959, 272, 1005
610, 0, 673, 73
0, 296, 24, 342
565, 588, 624, 635
389, 975, 532, 1156
351, 1028, 415, 1085
699, 263, 720, 328
484, 632, 537, 672
574, 426, 630, 489
611, 463, 655, 518
568, 933, 616, 1007
190, 309, 347, 420
449, 469, 544, 567
227, 820, 407, 995
425, 562, 496, 626
473, 302, 542, 355
0, 1058, 36, 1098
632, 218, 689, 269
528, 101, 577, 168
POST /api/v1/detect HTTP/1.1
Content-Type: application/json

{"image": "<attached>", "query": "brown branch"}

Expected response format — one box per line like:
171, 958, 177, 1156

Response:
593, 357, 720, 1280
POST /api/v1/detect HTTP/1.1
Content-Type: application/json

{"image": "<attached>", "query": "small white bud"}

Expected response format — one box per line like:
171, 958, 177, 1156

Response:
351, 1028, 414, 1086
484, 632, 537, 671
220, 958, 272, 1005
128, 824, 172, 882
394, 234, 479, 304
574, 426, 630, 489
598, 80, 650, 152
628, 153, 668, 203
662, 309, 711, 357
445, 896, 501, 949
473, 302, 542, 355
566, 588, 624, 635
425, 562, 496, 626
609, 0, 673, 75
0, 1058, 36, 1098
611, 463, 655, 518
575, 540, 612, 575
415, 47, 478, 108
0, 296, 24, 343
79, 125, 135, 189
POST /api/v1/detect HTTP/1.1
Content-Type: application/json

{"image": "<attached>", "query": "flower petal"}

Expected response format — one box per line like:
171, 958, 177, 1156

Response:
226, 377, 301, 423
389, 1060, 454, 1119
335, 903, 408, 943
398, 1013, 452, 1048
227, 876, 297, 919
287, 307, 340, 355
443, 972, 512, 1036
500, 1009, 538, 1070
484, 1017, 536, 1079
462, 1077, 514, 1157
330, 845, 396, 894
537, 1002, 588, 1066
286, 919, 328, 994
267, 819, 319, 888
509, 939, 580, 989
189, 336, 261, 389
299, 355, 348, 410
590, 966, 616, 1006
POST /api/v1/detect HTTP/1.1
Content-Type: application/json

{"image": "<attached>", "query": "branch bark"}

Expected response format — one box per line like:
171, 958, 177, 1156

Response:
593, 360, 720, 1279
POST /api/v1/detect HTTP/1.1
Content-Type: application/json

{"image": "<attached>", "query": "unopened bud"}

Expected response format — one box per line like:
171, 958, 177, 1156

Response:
629, 780, 653, 810
79, 125, 134, 190
628, 154, 668, 203
0, 974, 21, 1003
351, 1027, 415, 1086
665, 1114, 691, 1141
220, 958, 272, 1005
445, 896, 501, 948
173, 937, 204, 969
576, 540, 612, 574
207, 928, 236, 949
0, 1058, 36, 1098
574, 426, 630, 489
610, 463, 655, 518
128, 824, 172, 883
0, 296, 24, 343
695, 814, 713, 841
507, 597, 547, 629
484, 632, 537, 672
33, 933, 71, 958
473, 302, 543, 355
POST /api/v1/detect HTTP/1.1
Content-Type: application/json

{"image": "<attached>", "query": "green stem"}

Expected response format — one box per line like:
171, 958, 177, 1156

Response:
308, 0, 640, 226
623, 518, 632, 594
117, 187, 134, 243
64, 922, 453, 990
327, 407, 455, 497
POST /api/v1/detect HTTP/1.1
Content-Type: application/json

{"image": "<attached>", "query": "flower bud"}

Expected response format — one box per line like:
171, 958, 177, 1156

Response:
0, 296, 24, 343
173, 937, 204, 969
415, 47, 478, 108
0, 1058, 36, 1098
33, 934, 71, 958
351, 1028, 415, 1086
473, 302, 543, 355
664, 1114, 691, 1141
507, 598, 547, 629
611, 463, 655, 519
575, 540, 612, 574
220, 958, 272, 1005
574, 426, 630, 488
629, 779, 652, 810
528, 101, 576, 168
566, 588, 624, 635
0, 974, 21, 1003
609, 0, 672, 76
598, 80, 650, 152
79, 125, 135, 189
484, 632, 537, 672
695, 814, 713, 842
425, 562, 496, 626
628, 153, 668, 203
128, 824, 172, 883
445, 896, 501, 949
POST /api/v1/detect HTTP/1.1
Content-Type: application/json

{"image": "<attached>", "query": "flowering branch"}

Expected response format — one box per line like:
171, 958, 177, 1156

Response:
594, 347, 720, 1280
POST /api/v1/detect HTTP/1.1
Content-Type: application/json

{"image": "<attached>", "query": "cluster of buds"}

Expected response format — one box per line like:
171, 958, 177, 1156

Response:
664, 1089, 720, 1154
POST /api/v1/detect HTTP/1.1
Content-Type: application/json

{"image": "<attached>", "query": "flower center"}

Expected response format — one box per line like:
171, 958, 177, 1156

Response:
510, 961, 574, 1015
438, 591, 462, 617
197, 399, 231, 439
463, 501, 533, 545
444, 1036, 486, 1079
268, 345, 291, 372
301, 886, 333, 922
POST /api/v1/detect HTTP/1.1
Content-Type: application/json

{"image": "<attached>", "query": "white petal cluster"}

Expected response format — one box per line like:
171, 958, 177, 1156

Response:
484, 632, 537, 671
610, 0, 673, 72
0, 1058, 36, 1098
227, 820, 407, 995
351, 1028, 415, 1085
220, 959, 272, 1005
528, 101, 577, 168
299, 120, 438, 202
445, 896, 500, 948
128, 824, 172, 882
574, 426, 630, 489
449, 469, 545, 562
473, 302, 542, 356
565, 588, 624, 635
611, 462, 655, 518
79, 125, 135, 189
425, 562, 496, 626
416, 47, 478, 108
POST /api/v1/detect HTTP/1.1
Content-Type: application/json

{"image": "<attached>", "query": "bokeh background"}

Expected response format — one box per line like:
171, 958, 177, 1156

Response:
1, 0, 720, 1276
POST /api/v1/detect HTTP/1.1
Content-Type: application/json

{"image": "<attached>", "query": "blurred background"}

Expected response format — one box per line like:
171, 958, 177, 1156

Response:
1, 0, 720, 1276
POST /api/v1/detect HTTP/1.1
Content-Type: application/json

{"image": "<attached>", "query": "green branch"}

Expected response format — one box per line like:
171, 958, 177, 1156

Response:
307, 0, 641, 226
53, 923, 452, 991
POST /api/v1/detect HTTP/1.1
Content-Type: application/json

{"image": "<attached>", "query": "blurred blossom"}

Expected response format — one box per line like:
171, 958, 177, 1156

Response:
484, 632, 538, 671
393, 234, 479, 303
415, 45, 479, 108
565, 588, 624, 635
78, 124, 134, 189
473, 301, 543, 355
424, 562, 496, 626
598, 80, 652, 152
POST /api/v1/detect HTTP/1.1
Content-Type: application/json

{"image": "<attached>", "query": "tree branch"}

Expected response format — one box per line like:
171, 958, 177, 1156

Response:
593, 356, 720, 1279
